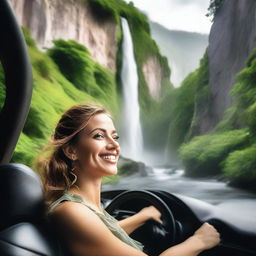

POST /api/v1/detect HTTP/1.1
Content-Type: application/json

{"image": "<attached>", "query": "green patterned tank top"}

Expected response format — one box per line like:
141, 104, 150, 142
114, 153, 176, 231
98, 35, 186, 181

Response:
47, 190, 144, 252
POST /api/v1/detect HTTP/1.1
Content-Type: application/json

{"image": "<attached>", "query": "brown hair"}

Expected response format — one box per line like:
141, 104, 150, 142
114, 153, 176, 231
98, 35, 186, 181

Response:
34, 102, 112, 208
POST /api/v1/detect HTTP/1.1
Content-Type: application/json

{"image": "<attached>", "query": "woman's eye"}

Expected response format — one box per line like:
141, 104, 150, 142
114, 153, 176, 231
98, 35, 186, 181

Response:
114, 135, 120, 140
93, 133, 104, 139
93, 133, 119, 141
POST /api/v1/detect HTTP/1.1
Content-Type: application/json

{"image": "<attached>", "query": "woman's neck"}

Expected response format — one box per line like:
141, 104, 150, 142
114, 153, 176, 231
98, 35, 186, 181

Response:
69, 176, 103, 211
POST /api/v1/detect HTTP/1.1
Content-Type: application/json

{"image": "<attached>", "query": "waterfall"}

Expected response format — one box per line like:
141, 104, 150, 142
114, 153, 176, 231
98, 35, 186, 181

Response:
119, 17, 144, 162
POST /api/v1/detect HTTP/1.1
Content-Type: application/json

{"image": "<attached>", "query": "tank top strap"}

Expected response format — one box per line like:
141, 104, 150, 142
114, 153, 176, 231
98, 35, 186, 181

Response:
47, 190, 105, 216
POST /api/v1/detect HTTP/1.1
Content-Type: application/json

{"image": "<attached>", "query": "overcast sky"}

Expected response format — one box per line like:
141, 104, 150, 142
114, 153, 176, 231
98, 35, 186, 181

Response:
124, 0, 212, 34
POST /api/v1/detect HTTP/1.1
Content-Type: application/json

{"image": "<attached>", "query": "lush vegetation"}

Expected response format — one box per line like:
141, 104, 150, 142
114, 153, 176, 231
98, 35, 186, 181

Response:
176, 48, 256, 190
4, 28, 118, 168
159, 52, 209, 160
178, 129, 250, 177
222, 144, 256, 191
47, 39, 118, 111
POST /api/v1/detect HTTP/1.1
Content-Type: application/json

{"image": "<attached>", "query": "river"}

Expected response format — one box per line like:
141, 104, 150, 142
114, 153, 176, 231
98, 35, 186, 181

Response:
102, 167, 256, 222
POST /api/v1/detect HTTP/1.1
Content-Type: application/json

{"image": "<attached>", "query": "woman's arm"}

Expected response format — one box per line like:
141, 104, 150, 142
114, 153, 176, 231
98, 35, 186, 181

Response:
117, 211, 148, 235
51, 202, 220, 256
118, 205, 163, 235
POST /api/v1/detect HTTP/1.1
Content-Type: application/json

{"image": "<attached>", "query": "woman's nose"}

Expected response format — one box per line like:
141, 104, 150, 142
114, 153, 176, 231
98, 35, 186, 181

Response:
106, 136, 120, 149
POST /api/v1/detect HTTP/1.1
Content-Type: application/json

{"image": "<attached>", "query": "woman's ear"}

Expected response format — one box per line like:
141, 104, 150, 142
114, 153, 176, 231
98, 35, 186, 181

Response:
62, 144, 77, 160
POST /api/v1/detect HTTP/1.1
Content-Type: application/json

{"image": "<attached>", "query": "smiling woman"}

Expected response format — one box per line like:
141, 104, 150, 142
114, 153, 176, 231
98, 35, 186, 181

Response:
36, 102, 220, 256
36, 103, 120, 208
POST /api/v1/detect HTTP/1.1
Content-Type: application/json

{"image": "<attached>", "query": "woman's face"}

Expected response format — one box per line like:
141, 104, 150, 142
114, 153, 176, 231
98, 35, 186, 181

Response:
74, 113, 121, 178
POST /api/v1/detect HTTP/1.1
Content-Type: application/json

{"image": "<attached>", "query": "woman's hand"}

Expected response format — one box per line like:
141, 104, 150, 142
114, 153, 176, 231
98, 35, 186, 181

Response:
190, 222, 221, 251
159, 222, 220, 256
138, 205, 163, 224
118, 205, 162, 235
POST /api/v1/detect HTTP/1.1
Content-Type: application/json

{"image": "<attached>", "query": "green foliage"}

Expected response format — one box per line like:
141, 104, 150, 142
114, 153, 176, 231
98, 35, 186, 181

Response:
206, 0, 225, 21
165, 52, 209, 155
87, 0, 150, 32
177, 47, 256, 189
230, 48, 256, 133
33, 58, 51, 79
184, 52, 210, 139
222, 144, 256, 190
47, 39, 118, 114
4, 29, 119, 169
22, 27, 36, 48
178, 129, 250, 177
213, 105, 241, 132
88, 0, 118, 21
47, 40, 92, 90
10, 133, 40, 166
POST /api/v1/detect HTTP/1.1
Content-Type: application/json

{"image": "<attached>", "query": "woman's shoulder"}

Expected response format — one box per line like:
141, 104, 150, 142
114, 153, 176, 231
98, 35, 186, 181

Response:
48, 201, 147, 256
47, 190, 83, 214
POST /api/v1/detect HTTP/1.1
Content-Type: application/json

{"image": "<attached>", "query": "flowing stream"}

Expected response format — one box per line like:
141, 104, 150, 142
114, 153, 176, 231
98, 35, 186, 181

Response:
102, 167, 256, 222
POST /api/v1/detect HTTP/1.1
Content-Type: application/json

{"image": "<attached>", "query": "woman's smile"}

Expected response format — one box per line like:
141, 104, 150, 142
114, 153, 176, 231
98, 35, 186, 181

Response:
99, 154, 119, 164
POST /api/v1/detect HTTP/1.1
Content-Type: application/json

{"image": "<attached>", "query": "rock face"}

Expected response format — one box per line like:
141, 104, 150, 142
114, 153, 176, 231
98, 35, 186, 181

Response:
198, 0, 256, 133
9, 0, 166, 100
9, 0, 118, 72
142, 55, 162, 100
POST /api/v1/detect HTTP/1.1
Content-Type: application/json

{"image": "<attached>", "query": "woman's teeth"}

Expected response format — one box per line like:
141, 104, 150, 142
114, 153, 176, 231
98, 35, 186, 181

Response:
100, 155, 117, 163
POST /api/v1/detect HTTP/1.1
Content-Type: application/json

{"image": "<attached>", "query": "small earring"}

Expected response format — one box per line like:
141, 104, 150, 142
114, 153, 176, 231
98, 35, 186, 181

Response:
70, 171, 77, 186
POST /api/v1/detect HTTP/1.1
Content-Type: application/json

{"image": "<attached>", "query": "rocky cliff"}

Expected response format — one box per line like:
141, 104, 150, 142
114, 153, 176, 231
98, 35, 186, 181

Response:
10, 0, 118, 72
9, 0, 167, 101
198, 0, 256, 133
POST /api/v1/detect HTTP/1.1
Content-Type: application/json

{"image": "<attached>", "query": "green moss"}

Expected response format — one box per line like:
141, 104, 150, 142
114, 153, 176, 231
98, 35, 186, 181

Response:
212, 47, 256, 135
163, 52, 209, 157
178, 129, 250, 177
87, 0, 150, 32
222, 144, 256, 190
10, 133, 41, 166
186, 52, 210, 138
47, 39, 119, 117
229, 48, 256, 133
22, 27, 37, 48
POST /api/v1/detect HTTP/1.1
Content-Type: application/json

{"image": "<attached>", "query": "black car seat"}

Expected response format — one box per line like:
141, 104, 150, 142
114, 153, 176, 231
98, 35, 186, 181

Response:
0, 163, 67, 256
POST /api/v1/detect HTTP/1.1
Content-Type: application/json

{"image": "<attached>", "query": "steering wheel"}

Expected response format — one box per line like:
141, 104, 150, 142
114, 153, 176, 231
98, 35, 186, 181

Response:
105, 190, 176, 256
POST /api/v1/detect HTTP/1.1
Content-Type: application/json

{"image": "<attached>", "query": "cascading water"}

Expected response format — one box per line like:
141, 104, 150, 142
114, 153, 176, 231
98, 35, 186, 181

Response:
119, 17, 144, 162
